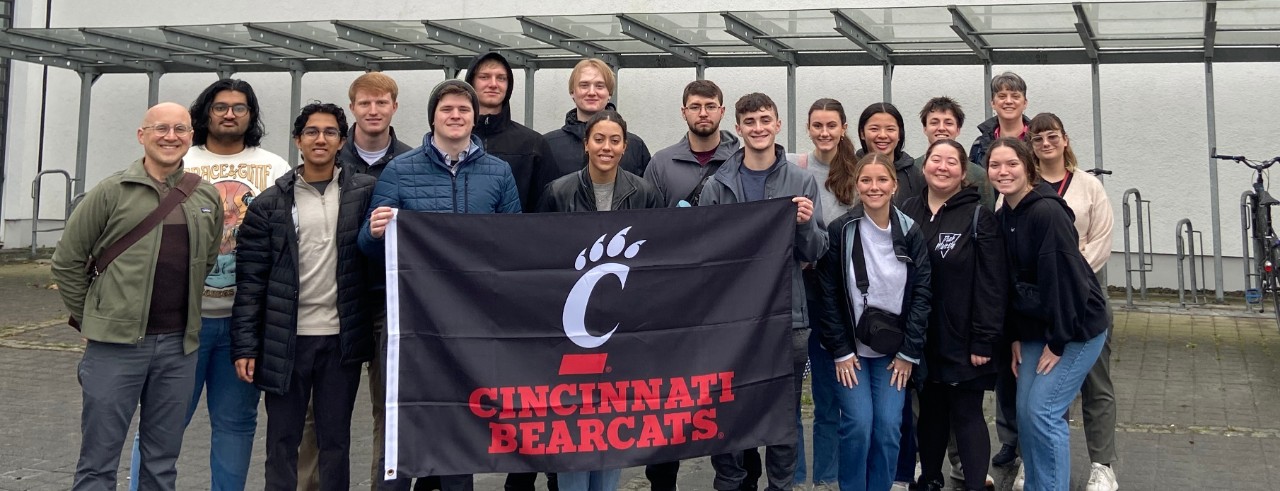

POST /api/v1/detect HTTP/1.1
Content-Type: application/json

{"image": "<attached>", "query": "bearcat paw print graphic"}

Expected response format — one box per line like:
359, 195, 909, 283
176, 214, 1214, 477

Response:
574, 226, 645, 271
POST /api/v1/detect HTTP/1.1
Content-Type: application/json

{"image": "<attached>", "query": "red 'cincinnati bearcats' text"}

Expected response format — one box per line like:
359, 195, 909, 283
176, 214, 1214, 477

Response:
468, 371, 736, 454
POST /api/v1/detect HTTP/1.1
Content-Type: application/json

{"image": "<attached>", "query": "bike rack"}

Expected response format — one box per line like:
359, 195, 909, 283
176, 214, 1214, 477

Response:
1176, 218, 1207, 308
30, 170, 81, 257
1240, 191, 1263, 311
1121, 188, 1153, 307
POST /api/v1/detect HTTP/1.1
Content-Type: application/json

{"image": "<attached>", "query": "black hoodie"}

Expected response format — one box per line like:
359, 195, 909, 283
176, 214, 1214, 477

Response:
464, 52, 558, 212
900, 187, 1007, 384
543, 103, 651, 179
996, 182, 1108, 355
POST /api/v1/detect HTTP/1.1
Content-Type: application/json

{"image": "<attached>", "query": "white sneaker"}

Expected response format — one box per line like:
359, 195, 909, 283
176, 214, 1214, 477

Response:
1086, 462, 1119, 491
811, 483, 835, 491
889, 482, 910, 491
1011, 464, 1025, 491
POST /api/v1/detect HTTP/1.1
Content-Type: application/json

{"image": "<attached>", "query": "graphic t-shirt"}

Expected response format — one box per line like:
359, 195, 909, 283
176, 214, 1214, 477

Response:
184, 145, 292, 318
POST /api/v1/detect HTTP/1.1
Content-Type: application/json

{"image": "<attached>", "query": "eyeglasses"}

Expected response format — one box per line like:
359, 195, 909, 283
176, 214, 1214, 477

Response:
1031, 132, 1063, 146
301, 127, 341, 139
141, 124, 192, 137
211, 103, 250, 116
684, 103, 721, 114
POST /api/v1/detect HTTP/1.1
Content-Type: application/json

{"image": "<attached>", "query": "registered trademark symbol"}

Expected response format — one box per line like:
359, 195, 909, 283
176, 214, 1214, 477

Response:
605, 366, 612, 373
718, 432, 725, 439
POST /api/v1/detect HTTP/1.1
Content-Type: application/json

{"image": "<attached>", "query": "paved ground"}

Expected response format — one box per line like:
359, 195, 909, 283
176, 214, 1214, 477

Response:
2, 259, 1280, 490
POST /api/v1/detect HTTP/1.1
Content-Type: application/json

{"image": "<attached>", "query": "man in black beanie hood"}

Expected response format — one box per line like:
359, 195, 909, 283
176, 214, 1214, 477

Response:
464, 52, 558, 212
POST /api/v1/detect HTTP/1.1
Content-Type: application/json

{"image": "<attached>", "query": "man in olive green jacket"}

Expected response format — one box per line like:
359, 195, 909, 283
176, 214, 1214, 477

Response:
51, 102, 221, 491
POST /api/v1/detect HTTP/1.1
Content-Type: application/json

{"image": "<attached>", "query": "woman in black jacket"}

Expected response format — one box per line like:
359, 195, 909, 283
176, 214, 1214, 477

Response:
900, 140, 1007, 491
538, 110, 661, 491
987, 137, 1108, 491
815, 152, 931, 491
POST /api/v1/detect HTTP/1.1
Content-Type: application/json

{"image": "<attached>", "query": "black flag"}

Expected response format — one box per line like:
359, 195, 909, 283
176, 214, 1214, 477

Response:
383, 198, 797, 478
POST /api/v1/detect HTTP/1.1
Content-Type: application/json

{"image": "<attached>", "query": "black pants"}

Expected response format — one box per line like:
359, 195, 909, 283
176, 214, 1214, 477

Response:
710, 329, 808, 491
994, 344, 1019, 449
916, 382, 990, 491
264, 335, 361, 491
645, 461, 681, 491
503, 472, 558, 491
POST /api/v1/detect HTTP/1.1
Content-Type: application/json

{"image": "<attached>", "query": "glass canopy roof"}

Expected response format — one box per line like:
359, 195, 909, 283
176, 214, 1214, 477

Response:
0, 0, 1272, 74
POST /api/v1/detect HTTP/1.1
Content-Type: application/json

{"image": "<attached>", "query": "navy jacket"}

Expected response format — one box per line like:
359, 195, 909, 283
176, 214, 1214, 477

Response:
358, 133, 522, 260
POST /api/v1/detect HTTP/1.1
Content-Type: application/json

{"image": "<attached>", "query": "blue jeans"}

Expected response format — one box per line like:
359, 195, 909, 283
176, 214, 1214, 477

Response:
795, 328, 839, 486
557, 469, 621, 491
129, 317, 260, 491
835, 354, 907, 491
1016, 333, 1106, 491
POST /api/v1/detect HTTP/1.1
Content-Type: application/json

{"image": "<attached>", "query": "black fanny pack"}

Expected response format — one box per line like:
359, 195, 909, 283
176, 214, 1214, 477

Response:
1011, 280, 1046, 320
850, 223, 905, 354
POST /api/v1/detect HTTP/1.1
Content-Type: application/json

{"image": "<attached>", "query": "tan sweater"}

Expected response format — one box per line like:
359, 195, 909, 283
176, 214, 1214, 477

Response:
1060, 168, 1114, 274
294, 169, 342, 336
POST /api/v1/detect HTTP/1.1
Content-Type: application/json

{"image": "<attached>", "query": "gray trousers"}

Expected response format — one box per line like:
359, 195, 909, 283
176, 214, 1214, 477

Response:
74, 333, 197, 491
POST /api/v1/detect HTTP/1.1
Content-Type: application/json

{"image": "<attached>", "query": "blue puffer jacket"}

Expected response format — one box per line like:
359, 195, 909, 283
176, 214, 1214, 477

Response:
358, 133, 522, 259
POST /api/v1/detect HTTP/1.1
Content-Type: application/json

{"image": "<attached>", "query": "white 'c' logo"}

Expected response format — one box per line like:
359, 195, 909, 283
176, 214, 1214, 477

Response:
562, 227, 645, 348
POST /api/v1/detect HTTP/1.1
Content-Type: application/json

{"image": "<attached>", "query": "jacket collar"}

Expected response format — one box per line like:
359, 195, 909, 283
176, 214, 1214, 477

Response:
668, 130, 740, 164
844, 204, 915, 258
122, 157, 189, 188
714, 143, 789, 194
418, 133, 488, 171
560, 102, 618, 139
575, 167, 636, 210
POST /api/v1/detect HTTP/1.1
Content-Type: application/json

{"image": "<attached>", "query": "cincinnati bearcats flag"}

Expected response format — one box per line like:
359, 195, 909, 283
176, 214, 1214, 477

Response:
383, 198, 796, 478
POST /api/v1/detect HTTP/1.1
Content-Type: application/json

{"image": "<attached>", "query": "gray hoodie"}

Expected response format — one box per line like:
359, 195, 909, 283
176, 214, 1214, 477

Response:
645, 130, 740, 207
699, 144, 828, 329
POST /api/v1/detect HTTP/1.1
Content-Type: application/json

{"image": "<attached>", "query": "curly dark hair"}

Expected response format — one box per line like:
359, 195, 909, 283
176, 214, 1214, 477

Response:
189, 79, 266, 147
291, 102, 349, 140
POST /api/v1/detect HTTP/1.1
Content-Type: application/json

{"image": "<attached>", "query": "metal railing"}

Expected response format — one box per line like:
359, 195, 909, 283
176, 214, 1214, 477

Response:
1176, 218, 1207, 308
1121, 188, 1152, 307
30, 169, 79, 257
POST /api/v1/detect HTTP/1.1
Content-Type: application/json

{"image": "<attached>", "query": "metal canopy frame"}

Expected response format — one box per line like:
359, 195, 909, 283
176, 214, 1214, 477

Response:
6, 0, 1279, 295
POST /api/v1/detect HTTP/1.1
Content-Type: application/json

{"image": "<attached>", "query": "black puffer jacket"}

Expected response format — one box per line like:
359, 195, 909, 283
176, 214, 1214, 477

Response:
544, 104, 651, 179
336, 126, 413, 180
465, 52, 559, 212
900, 187, 1007, 384
535, 167, 663, 212
815, 205, 932, 367
231, 168, 378, 395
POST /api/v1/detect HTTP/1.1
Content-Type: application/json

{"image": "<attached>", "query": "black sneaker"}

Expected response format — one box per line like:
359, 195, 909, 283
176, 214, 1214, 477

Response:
991, 443, 1019, 467
917, 479, 945, 491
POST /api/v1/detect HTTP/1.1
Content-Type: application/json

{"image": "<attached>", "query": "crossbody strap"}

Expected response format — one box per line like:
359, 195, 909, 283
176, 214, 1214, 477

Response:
850, 220, 870, 306
683, 160, 723, 205
90, 172, 201, 277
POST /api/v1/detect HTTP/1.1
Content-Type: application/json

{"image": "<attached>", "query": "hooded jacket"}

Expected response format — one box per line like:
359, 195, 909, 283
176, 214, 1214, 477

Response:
231, 168, 378, 395
644, 130, 741, 207
997, 182, 1108, 356
815, 204, 931, 366
465, 53, 559, 212
969, 115, 1031, 169
536, 167, 663, 213
337, 126, 413, 180
857, 148, 925, 207
900, 187, 1007, 383
544, 104, 651, 179
699, 144, 828, 329
357, 133, 522, 260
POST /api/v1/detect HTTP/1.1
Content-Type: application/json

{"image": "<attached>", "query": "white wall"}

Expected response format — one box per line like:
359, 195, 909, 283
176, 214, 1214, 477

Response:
4, 0, 1278, 292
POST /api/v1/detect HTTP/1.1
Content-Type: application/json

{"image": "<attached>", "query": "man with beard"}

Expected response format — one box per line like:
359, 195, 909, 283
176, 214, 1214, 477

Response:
645, 80, 740, 208
465, 52, 557, 212
127, 79, 290, 491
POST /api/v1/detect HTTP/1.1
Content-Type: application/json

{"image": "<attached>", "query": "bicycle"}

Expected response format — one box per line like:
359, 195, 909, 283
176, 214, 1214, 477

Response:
1214, 152, 1280, 328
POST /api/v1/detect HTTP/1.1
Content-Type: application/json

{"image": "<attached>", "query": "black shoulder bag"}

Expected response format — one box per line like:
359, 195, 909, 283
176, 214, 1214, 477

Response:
683, 161, 723, 206
850, 220, 906, 354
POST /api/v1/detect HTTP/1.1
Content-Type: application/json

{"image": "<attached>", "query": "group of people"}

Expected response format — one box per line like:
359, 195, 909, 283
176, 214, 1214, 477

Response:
49, 50, 1118, 491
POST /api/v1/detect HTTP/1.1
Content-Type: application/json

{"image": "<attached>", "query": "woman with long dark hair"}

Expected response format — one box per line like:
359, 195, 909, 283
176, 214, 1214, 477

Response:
791, 98, 859, 490
815, 152, 931, 491
987, 137, 1108, 491
899, 140, 1007, 491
